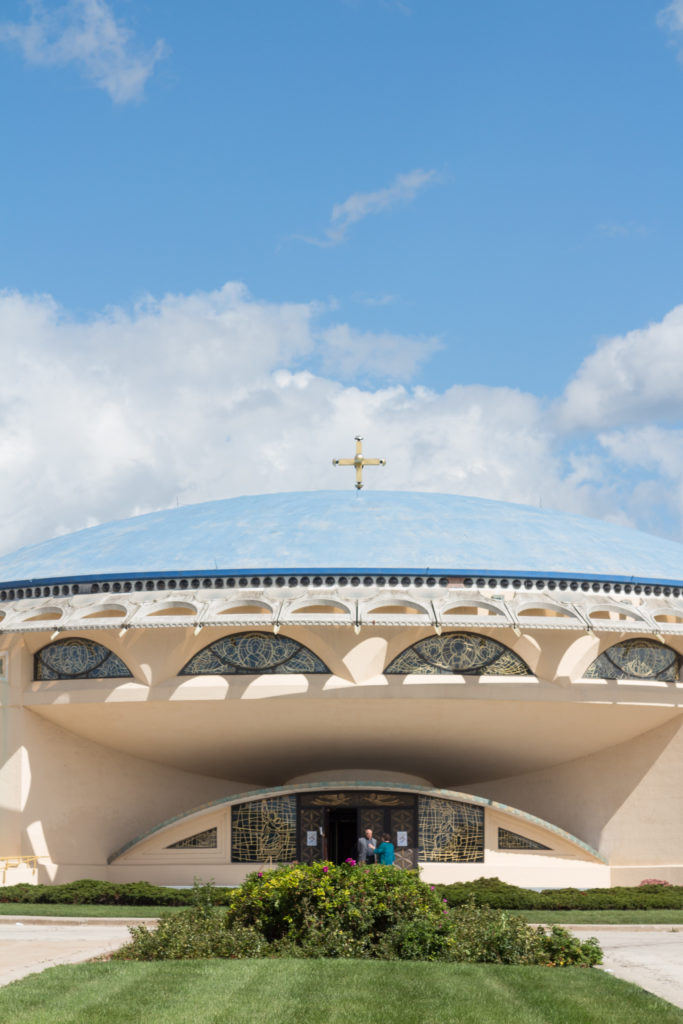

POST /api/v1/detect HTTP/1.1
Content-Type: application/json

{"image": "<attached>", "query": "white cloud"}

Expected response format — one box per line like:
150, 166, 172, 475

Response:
597, 222, 647, 239
319, 323, 441, 381
300, 169, 437, 247
658, 2, 683, 59
658, 1, 683, 33
379, 1, 412, 14
0, 0, 166, 103
559, 304, 683, 430
3, 282, 683, 556
0, 282, 578, 555
352, 292, 396, 307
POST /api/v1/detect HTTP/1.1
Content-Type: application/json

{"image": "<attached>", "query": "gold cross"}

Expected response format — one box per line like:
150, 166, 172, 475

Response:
333, 435, 386, 490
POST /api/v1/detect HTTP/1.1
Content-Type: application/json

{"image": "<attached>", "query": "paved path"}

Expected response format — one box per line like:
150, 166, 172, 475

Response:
567, 925, 683, 1010
0, 918, 147, 987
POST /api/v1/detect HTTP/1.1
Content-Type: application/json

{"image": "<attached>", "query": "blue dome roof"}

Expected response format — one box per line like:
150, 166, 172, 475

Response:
1, 490, 683, 585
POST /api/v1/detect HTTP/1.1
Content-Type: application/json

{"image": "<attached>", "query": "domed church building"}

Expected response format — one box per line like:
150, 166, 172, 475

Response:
3, 487, 683, 888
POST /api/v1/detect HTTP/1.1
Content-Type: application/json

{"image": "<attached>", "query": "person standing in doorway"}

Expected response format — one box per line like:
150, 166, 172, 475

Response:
374, 832, 395, 866
357, 827, 377, 864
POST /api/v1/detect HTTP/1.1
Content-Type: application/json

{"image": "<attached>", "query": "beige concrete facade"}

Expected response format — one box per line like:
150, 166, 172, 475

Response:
2, 581, 683, 887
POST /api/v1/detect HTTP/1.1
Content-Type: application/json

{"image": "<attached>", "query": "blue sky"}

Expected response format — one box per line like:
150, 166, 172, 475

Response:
1, 0, 683, 553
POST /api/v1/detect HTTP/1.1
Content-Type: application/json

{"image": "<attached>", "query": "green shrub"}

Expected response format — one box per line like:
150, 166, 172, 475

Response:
447, 902, 547, 963
435, 877, 683, 911
0, 878, 233, 907
227, 861, 442, 950
5, 873, 681, 912
113, 869, 602, 967
541, 925, 602, 967
446, 903, 601, 966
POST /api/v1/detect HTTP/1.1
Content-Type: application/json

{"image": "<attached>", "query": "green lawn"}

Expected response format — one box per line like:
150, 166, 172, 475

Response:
0, 960, 681, 1024
522, 909, 683, 925
3, 903, 683, 925
0, 905, 187, 918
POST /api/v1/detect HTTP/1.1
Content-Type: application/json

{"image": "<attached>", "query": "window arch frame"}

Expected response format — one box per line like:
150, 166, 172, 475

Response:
180, 630, 330, 676
384, 631, 532, 676
34, 636, 132, 680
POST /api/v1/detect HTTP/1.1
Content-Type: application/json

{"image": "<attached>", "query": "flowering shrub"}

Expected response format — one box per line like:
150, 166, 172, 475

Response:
227, 861, 443, 955
114, 869, 602, 966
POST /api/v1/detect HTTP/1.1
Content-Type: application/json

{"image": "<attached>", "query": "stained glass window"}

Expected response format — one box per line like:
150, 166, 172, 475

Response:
386, 633, 531, 676
498, 827, 550, 851
34, 637, 131, 680
584, 638, 681, 681
181, 631, 328, 675
231, 796, 297, 863
167, 827, 218, 850
418, 796, 484, 862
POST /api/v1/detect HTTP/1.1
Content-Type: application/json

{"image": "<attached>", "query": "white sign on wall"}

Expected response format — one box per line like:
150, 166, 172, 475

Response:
396, 831, 408, 848
306, 830, 318, 847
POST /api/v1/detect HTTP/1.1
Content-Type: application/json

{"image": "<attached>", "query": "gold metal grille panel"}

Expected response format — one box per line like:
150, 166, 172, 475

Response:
418, 796, 484, 863
498, 827, 550, 851
167, 827, 218, 850
231, 796, 297, 863
303, 791, 409, 807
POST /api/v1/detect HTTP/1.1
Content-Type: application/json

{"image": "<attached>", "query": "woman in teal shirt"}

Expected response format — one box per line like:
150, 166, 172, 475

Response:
374, 832, 395, 865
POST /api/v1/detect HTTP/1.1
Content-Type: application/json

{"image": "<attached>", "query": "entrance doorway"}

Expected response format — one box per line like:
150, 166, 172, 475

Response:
328, 808, 358, 864
299, 791, 418, 868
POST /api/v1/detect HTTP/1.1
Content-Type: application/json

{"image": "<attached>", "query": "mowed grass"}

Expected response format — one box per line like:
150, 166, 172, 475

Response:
0, 905, 187, 918
1, 960, 682, 1024
3, 904, 683, 924
522, 909, 683, 925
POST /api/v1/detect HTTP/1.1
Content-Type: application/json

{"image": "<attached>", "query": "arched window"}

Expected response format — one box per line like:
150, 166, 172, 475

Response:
584, 638, 681, 681
34, 637, 131, 680
181, 631, 329, 675
385, 632, 531, 676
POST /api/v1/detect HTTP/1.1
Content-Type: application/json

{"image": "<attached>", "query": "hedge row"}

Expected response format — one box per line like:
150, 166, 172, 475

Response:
2, 875, 682, 909
435, 877, 683, 910
0, 879, 233, 906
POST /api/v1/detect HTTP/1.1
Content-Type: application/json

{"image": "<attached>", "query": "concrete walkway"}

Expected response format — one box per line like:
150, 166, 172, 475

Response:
0, 917, 150, 987
567, 925, 683, 1010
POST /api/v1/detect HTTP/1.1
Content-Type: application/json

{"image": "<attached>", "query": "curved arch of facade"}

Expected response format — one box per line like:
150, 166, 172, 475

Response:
181, 630, 330, 675
584, 637, 682, 681
109, 780, 605, 865
34, 636, 132, 680
385, 631, 532, 676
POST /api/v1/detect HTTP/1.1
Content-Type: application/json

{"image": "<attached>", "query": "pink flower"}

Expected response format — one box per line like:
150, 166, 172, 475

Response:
442, 897, 447, 903
430, 886, 435, 890
257, 872, 263, 878
322, 866, 329, 873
